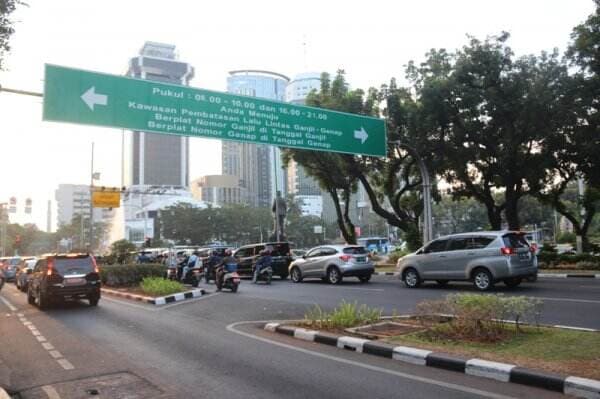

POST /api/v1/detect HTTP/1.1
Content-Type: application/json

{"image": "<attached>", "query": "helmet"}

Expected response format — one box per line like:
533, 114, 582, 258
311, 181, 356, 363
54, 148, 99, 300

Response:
224, 249, 232, 256
211, 250, 219, 257
260, 249, 270, 256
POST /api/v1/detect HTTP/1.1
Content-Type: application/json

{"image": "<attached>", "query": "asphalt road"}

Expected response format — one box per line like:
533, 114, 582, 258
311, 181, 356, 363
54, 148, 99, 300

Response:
0, 275, 596, 398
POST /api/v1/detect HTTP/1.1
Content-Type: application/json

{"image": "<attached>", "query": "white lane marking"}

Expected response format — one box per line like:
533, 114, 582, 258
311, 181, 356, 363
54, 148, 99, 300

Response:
227, 321, 517, 399
42, 385, 61, 399
36, 336, 47, 342
57, 359, 74, 370
0, 295, 17, 311
42, 342, 55, 350
333, 286, 384, 292
31, 329, 41, 336
537, 296, 600, 305
17, 312, 24, 317
23, 321, 32, 326
48, 350, 63, 359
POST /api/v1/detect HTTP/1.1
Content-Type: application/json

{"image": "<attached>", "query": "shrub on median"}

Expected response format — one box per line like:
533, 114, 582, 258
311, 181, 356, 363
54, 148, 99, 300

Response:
304, 300, 382, 329
100, 264, 166, 287
416, 293, 543, 342
140, 277, 184, 297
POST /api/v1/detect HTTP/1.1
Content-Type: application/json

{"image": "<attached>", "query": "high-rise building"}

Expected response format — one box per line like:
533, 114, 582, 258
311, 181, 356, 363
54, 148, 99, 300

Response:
285, 72, 321, 105
222, 70, 289, 207
123, 42, 194, 188
54, 184, 110, 226
190, 175, 246, 206
285, 72, 323, 217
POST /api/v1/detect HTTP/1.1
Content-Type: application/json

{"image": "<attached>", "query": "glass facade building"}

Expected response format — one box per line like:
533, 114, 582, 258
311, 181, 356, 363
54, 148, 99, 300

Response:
222, 70, 290, 207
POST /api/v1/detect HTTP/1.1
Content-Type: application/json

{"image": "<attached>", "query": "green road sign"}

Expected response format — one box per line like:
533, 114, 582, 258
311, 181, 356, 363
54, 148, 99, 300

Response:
43, 64, 387, 157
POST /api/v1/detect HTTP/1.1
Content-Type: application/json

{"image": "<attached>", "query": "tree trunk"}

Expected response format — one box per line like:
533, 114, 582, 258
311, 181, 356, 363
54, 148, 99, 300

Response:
328, 188, 355, 244
342, 188, 357, 244
504, 191, 521, 231
485, 205, 503, 230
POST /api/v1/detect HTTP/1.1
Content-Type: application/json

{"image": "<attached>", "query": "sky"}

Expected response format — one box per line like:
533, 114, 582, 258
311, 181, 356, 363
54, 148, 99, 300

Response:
0, 0, 595, 231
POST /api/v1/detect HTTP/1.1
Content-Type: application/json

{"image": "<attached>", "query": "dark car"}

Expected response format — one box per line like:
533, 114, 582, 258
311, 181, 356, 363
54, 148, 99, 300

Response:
27, 254, 101, 309
0, 257, 21, 282
16, 258, 37, 291
233, 242, 292, 279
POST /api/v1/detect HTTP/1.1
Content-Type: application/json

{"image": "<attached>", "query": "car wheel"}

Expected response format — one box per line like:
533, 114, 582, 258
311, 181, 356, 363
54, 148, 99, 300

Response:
231, 284, 238, 293
358, 275, 371, 283
472, 268, 494, 291
37, 290, 50, 310
436, 280, 449, 287
327, 266, 342, 285
403, 268, 421, 288
290, 267, 303, 283
88, 294, 100, 307
504, 277, 522, 288
27, 287, 35, 305
192, 278, 199, 288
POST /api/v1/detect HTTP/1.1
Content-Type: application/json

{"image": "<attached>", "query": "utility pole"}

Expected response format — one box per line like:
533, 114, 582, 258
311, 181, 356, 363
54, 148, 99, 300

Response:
576, 177, 585, 254
0, 203, 7, 257
89, 142, 95, 253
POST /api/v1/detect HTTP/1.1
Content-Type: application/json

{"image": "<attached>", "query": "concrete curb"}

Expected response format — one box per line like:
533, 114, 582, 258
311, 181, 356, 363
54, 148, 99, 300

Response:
538, 273, 600, 279
265, 323, 600, 399
101, 287, 205, 305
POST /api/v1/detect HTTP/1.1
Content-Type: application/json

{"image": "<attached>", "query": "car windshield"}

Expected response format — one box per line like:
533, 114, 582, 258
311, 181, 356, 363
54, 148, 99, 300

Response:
8, 258, 20, 266
343, 247, 368, 255
53, 257, 94, 275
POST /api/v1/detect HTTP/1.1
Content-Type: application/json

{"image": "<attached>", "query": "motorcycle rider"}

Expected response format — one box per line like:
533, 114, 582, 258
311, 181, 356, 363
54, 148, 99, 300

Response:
181, 251, 200, 282
205, 250, 223, 283
215, 249, 237, 291
252, 249, 272, 283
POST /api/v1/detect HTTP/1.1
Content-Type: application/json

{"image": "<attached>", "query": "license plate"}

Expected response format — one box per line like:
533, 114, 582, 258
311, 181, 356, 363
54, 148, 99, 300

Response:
518, 253, 529, 260
64, 278, 85, 286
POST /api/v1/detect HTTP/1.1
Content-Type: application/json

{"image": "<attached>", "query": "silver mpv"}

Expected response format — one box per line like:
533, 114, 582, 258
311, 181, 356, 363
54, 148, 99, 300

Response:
397, 231, 538, 291
289, 245, 374, 284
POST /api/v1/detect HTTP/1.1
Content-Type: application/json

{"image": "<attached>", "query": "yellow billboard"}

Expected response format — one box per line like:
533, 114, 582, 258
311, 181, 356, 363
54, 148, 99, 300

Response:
91, 190, 120, 208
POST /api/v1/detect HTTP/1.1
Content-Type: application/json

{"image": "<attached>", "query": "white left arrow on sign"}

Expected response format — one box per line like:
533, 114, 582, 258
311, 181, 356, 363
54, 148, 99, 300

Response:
81, 86, 108, 111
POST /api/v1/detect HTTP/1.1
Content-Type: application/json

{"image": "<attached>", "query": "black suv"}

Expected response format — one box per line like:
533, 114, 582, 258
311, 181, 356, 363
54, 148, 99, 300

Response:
234, 242, 292, 279
28, 254, 101, 309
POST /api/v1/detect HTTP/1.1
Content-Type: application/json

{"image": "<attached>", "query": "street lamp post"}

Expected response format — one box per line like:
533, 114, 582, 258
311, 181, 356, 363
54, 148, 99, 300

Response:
390, 141, 433, 246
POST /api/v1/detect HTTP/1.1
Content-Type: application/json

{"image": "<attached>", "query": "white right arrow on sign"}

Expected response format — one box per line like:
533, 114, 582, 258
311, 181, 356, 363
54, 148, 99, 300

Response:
81, 86, 108, 111
354, 127, 368, 144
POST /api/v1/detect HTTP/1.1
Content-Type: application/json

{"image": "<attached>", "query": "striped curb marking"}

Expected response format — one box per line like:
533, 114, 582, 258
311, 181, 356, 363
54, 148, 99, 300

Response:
265, 323, 600, 399
101, 288, 205, 305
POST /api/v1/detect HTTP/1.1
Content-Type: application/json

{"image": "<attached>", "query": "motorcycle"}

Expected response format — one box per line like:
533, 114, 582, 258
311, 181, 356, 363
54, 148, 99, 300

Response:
181, 265, 204, 288
252, 264, 272, 284
216, 265, 240, 293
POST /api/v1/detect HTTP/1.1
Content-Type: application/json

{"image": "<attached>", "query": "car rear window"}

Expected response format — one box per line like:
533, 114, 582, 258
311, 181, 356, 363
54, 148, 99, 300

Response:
8, 258, 20, 266
343, 247, 368, 255
53, 257, 94, 275
470, 236, 495, 249
503, 234, 529, 249
266, 243, 290, 256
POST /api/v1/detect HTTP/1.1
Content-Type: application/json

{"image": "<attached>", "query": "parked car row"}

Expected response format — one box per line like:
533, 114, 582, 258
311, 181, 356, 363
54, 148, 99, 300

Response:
3, 253, 101, 310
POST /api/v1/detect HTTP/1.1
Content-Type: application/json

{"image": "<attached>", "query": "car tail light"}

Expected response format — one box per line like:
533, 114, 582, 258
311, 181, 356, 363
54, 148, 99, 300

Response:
339, 255, 352, 262
92, 256, 99, 273
500, 247, 514, 256
47, 259, 54, 276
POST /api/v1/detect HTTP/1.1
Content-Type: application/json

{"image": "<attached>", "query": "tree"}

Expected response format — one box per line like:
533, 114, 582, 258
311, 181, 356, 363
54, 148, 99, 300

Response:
282, 70, 377, 244
407, 33, 571, 230
0, 0, 23, 70
109, 239, 136, 264
538, 1, 600, 251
